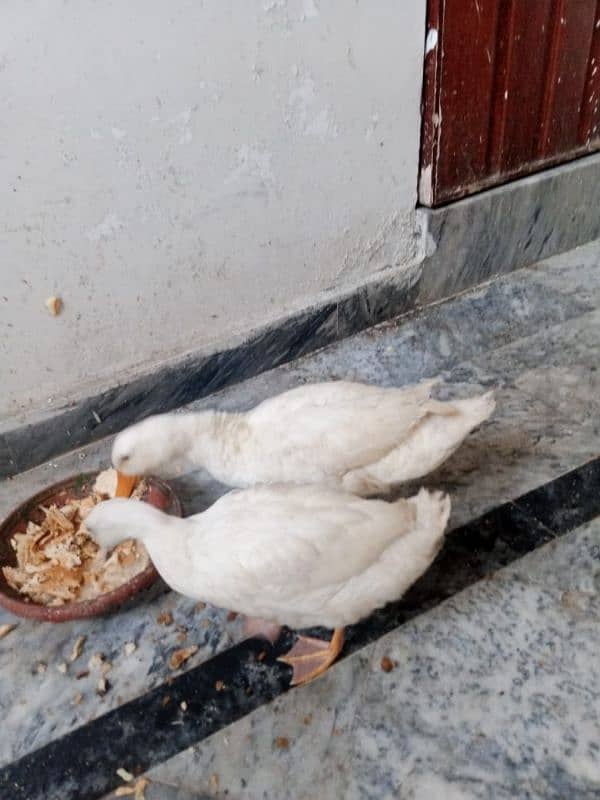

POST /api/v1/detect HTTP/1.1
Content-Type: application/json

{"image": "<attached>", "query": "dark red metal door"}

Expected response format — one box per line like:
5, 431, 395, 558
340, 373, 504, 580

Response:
420, 0, 600, 206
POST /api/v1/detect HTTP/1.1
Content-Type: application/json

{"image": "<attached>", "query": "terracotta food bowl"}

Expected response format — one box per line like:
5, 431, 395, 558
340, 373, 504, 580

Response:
0, 472, 182, 622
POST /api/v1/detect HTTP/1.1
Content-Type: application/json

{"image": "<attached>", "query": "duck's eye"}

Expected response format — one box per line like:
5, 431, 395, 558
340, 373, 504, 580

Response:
120, 454, 131, 464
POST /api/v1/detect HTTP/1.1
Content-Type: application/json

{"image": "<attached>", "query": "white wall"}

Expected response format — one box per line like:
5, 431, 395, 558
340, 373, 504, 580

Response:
0, 0, 426, 427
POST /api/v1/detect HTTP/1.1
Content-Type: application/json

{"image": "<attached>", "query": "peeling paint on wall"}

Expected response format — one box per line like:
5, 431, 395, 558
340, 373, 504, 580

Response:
86, 213, 124, 243
419, 164, 433, 206
425, 28, 438, 55
338, 210, 425, 281
305, 108, 339, 140
301, 0, 319, 20
287, 76, 317, 128
167, 107, 196, 145
286, 72, 338, 139
224, 145, 276, 187
365, 113, 380, 140
0, 0, 426, 424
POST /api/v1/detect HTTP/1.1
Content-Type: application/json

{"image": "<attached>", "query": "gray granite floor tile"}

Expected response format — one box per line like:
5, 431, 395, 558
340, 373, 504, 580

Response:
2, 246, 599, 770
527, 238, 600, 307
472, 308, 600, 424
145, 518, 600, 800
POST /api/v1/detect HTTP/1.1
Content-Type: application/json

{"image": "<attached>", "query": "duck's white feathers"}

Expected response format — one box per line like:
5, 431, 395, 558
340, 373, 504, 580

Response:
342, 390, 496, 495
113, 380, 495, 496
101, 486, 450, 630
205, 379, 443, 487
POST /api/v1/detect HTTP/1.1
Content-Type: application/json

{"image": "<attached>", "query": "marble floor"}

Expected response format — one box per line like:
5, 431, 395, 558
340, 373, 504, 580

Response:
143, 514, 600, 800
0, 240, 598, 799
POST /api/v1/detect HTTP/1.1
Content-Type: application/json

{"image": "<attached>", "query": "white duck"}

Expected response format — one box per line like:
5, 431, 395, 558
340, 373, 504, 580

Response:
86, 486, 450, 684
111, 380, 495, 497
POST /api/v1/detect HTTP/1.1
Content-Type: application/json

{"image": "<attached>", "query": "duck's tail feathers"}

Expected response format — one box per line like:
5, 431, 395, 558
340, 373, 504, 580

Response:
424, 389, 496, 421
406, 488, 451, 541
423, 398, 459, 416
418, 376, 443, 395
454, 389, 496, 426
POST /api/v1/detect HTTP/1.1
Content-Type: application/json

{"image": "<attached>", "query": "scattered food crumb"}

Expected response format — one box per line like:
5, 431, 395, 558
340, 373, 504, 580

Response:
275, 736, 290, 750
124, 642, 137, 656
36, 662, 47, 674
76, 669, 90, 680
88, 652, 105, 670
73, 693, 83, 706
0, 623, 17, 639
303, 714, 312, 725
226, 611, 237, 621
561, 589, 591, 611
136, 777, 150, 800
45, 296, 63, 316
168, 645, 198, 670
115, 777, 150, 799
116, 767, 134, 783
57, 662, 68, 674
96, 677, 110, 696
209, 773, 219, 791
157, 611, 173, 626
69, 635, 86, 663
195, 601, 206, 611
101, 660, 113, 676
180, 701, 188, 711
380, 656, 397, 673
215, 680, 225, 692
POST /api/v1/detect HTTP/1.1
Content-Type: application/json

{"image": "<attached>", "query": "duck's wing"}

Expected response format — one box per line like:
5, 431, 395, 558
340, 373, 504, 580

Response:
247, 380, 440, 474
195, 486, 418, 599
250, 380, 438, 417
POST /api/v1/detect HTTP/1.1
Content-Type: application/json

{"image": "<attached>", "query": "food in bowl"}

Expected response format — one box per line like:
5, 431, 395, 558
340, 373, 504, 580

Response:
1, 469, 149, 606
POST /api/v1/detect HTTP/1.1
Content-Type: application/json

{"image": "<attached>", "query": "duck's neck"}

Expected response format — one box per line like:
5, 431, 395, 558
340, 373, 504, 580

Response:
186, 410, 246, 474
161, 411, 219, 472
141, 517, 204, 597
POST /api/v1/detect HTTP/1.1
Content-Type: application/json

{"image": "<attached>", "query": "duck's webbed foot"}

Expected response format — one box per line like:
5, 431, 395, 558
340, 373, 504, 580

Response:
278, 628, 345, 685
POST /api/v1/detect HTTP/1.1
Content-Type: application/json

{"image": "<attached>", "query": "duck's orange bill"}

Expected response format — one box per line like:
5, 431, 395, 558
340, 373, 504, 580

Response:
115, 471, 139, 498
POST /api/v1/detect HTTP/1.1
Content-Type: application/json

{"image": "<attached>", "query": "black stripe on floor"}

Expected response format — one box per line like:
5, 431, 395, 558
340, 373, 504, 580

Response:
1, 457, 599, 800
